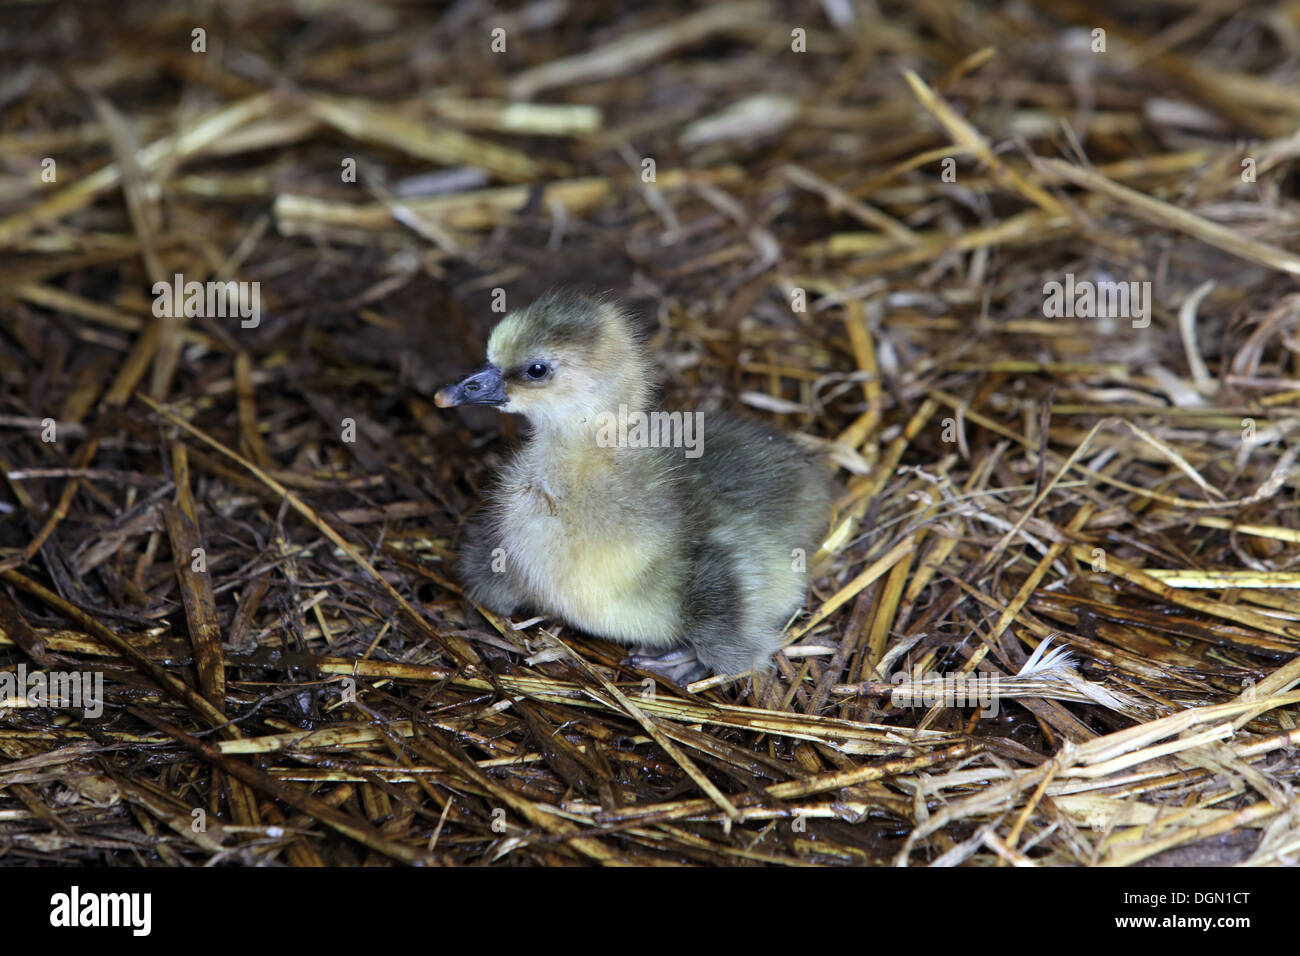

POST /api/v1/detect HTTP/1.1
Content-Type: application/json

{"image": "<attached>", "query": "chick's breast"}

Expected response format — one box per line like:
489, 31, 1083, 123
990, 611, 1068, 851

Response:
495, 450, 688, 648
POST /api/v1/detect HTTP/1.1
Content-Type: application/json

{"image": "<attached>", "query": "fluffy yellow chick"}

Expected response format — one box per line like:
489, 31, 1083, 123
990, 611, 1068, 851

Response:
437, 291, 832, 683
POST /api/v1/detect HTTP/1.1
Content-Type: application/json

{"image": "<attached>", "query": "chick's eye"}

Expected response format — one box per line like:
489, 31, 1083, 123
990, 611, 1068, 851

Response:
525, 362, 550, 380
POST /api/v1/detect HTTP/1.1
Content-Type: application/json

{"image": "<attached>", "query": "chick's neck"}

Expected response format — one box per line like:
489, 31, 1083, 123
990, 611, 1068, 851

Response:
521, 378, 660, 475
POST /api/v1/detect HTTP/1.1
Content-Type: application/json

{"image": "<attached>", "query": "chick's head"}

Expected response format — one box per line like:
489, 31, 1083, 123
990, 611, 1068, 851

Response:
436, 291, 654, 429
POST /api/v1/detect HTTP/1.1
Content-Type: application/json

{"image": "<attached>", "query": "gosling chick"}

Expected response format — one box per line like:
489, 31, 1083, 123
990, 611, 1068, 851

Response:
436, 291, 832, 683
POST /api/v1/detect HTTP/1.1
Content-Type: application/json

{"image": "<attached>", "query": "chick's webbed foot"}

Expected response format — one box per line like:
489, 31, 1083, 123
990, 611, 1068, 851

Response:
624, 645, 709, 685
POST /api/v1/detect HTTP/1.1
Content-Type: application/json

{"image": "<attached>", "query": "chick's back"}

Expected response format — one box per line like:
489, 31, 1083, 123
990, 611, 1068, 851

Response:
661, 413, 832, 672
684, 413, 831, 552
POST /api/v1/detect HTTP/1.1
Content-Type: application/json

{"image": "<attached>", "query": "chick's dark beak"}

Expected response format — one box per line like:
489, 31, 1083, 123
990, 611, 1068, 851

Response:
434, 363, 507, 408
